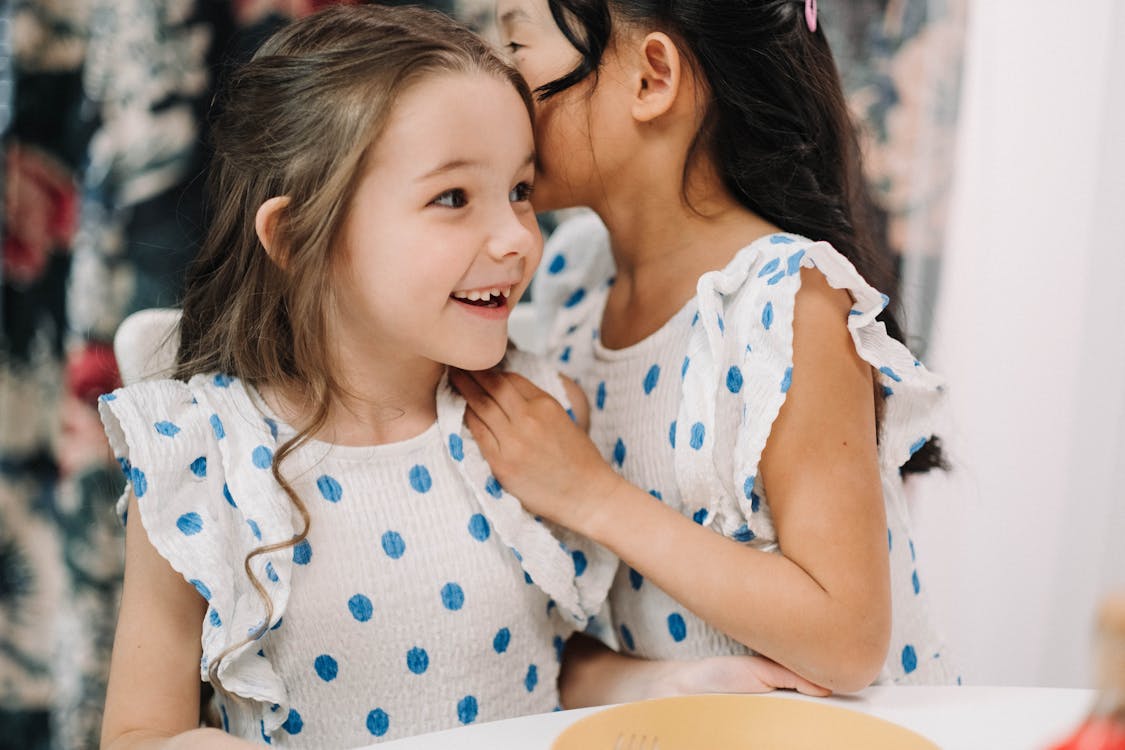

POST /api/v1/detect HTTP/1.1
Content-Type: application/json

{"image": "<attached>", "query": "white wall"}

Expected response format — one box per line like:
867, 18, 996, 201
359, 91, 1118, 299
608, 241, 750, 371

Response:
911, 0, 1125, 687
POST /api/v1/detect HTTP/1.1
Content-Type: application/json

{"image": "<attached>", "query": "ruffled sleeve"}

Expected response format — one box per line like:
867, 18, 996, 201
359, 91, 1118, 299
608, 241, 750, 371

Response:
435, 350, 617, 628
532, 211, 615, 364
99, 375, 299, 740
675, 234, 946, 542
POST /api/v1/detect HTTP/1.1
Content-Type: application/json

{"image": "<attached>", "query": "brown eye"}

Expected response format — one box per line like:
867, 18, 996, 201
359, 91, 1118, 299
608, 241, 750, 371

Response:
431, 189, 468, 208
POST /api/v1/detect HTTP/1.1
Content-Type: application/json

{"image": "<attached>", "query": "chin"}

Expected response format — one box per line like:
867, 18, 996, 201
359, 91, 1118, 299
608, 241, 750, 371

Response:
448, 340, 509, 373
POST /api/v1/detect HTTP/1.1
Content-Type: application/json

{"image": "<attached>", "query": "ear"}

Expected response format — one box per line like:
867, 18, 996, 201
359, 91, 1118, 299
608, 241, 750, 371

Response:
255, 196, 291, 268
630, 32, 683, 123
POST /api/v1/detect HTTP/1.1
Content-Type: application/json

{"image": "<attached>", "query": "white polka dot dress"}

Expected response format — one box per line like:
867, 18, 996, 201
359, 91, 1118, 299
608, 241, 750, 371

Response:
532, 213, 958, 685
98, 351, 615, 747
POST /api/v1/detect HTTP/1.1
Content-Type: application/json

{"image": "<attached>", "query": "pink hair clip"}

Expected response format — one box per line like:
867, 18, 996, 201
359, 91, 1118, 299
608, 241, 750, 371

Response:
805, 0, 818, 32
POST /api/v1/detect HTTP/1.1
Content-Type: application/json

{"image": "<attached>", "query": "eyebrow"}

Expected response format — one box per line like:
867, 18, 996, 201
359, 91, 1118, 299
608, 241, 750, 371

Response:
498, 7, 531, 28
417, 152, 536, 182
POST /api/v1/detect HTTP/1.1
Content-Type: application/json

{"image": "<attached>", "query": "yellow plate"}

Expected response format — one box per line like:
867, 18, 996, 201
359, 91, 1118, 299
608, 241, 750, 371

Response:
552, 694, 940, 750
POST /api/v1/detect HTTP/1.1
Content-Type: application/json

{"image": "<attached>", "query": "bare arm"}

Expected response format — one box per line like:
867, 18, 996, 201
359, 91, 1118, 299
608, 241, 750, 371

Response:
453, 269, 890, 693
101, 493, 259, 750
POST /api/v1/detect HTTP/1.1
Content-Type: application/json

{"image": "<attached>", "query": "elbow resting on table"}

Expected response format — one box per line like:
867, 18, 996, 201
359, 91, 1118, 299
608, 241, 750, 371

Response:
808, 611, 891, 694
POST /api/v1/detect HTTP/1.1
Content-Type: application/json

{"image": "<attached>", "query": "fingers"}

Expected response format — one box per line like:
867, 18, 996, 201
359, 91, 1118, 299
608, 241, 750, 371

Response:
501, 371, 549, 400
463, 407, 500, 460
453, 368, 528, 421
753, 657, 832, 697
450, 369, 511, 428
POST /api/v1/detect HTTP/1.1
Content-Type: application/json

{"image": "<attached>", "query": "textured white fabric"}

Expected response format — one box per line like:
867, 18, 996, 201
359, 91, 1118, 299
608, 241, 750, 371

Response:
98, 350, 614, 747
533, 214, 957, 684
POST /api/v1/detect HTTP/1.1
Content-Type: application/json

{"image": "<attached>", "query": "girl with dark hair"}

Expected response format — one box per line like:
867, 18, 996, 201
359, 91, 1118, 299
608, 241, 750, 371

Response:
453, 0, 956, 704
96, 5, 623, 747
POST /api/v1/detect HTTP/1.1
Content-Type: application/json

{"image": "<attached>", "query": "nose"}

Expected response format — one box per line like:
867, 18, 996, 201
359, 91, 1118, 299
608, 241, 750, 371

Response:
485, 204, 541, 263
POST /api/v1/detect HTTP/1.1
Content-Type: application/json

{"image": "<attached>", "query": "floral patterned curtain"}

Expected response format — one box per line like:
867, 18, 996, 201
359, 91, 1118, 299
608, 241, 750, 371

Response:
0, 2, 966, 747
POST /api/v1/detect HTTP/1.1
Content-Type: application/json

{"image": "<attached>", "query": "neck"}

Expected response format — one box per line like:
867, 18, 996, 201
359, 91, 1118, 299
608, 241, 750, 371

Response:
591, 155, 777, 287
266, 334, 444, 448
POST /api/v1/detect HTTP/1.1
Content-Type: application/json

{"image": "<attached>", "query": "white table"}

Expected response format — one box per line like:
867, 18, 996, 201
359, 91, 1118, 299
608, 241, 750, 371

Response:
372, 687, 1096, 750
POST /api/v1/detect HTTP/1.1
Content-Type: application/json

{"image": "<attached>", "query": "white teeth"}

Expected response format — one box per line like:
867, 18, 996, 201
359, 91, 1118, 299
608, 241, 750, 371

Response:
452, 286, 513, 302
501, 287, 512, 298
491, 288, 500, 299
468, 290, 481, 301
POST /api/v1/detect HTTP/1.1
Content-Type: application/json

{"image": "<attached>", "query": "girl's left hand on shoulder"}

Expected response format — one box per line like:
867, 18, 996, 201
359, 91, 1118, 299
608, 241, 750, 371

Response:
450, 368, 623, 532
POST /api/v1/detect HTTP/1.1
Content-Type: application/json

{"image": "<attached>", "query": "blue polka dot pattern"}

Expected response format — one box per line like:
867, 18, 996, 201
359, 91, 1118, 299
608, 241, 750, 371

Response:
559, 346, 572, 363
281, 708, 302, 735
100, 393, 117, 402
213, 373, 234, 388
293, 539, 312, 565
879, 366, 903, 383
349, 594, 373, 622
762, 301, 774, 330
912, 571, 921, 595
260, 720, 270, 744
781, 367, 793, 394
628, 567, 643, 590
457, 696, 479, 725
154, 421, 181, 437
252, 446, 273, 469
669, 421, 677, 448
613, 438, 626, 467
381, 531, 406, 559
787, 249, 806, 275
643, 365, 660, 395
770, 234, 794, 245
902, 644, 918, 674
726, 366, 743, 394
758, 258, 781, 277
619, 624, 635, 651
407, 647, 430, 675
409, 465, 432, 494
681, 357, 690, 378
525, 664, 538, 692
468, 513, 490, 542
191, 579, 212, 600
130, 467, 148, 498
596, 381, 607, 410
732, 524, 755, 543
366, 708, 389, 737
572, 550, 588, 577
265, 562, 278, 583
210, 414, 225, 440
667, 613, 687, 642
314, 654, 338, 682
563, 288, 586, 308
909, 437, 927, 457
209, 609, 222, 627
177, 512, 203, 536
189, 457, 207, 477
247, 519, 261, 540
692, 508, 708, 525
223, 483, 236, 508
448, 433, 464, 461
317, 475, 343, 503
493, 627, 511, 654
485, 475, 503, 498
548, 254, 566, 274
441, 582, 465, 611
264, 417, 279, 441
689, 422, 706, 450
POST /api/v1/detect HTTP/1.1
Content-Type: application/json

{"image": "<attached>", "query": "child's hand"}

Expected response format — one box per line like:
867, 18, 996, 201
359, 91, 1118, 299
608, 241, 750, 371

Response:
450, 368, 624, 533
660, 653, 833, 699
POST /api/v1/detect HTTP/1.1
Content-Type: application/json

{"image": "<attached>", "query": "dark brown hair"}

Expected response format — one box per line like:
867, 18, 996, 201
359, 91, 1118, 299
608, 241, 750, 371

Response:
540, 0, 944, 473
174, 3, 533, 690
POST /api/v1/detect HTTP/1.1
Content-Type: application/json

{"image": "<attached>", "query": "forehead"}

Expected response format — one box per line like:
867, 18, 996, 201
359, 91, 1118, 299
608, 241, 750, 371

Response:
366, 71, 532, 172
497, 0, 552, 28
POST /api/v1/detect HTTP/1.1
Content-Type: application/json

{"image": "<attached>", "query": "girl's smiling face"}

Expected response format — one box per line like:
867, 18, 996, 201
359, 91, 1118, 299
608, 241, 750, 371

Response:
330, 71, 541, 373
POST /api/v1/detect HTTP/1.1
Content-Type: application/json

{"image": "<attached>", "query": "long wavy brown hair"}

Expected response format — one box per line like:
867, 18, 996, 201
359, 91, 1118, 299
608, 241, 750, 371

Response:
173, 3, 533, 693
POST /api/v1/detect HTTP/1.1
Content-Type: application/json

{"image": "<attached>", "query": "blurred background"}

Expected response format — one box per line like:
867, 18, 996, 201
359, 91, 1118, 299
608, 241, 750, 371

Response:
0, 1, 1121, 748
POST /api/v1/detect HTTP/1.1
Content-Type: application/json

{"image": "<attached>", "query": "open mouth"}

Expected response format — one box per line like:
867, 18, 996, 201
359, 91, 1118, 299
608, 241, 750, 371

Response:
451, 286, 512, 309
